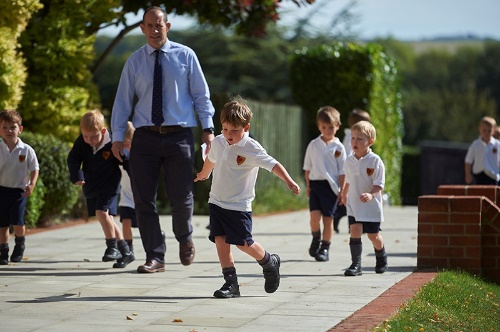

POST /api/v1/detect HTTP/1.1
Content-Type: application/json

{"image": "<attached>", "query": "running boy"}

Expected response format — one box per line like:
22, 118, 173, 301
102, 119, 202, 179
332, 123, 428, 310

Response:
303, 106, 346, 261
465, 116, 500, 185
67, 110, 133, 267
194, 97, 301, 298
341, 121, 387, 276
0, 110, 39, 264
343, 109, 371, 157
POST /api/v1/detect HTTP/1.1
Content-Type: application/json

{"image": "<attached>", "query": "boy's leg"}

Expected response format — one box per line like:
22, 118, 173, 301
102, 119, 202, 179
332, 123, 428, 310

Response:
309, 210, 322, 257
237, 241, 280, 294
122, 218, 134, 250
345, 220, 363, 276
368, 232, 388, 273
315, 216, 333, 262
10, 225, 26, 262
96, 210, 122, 262
0, 227, 9, 265
214, 236, 240, 298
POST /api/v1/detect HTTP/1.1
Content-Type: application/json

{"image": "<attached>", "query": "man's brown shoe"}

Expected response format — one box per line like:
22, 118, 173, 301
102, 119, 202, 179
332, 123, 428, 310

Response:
137, 259, 165, 273
179, 241, 195, 266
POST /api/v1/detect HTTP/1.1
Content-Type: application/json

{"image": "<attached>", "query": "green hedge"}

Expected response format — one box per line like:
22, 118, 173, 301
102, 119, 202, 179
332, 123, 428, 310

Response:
289, 42, 403, 205
21, 132, 80, 225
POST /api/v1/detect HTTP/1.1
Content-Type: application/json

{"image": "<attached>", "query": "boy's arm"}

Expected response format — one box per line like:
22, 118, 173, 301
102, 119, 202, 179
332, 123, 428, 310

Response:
194, 158, 215, 182
465, 162, 472, 184
22, 170, 39, 197
338, 174, 346, 203
304, 170, 310, 197
360, 185, 383, 203
341, 183, 349, 205
272, 162, 300, 195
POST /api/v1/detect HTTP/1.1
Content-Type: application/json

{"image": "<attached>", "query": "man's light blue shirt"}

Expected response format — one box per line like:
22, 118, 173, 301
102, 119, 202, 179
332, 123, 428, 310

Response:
111, 40, 215, 142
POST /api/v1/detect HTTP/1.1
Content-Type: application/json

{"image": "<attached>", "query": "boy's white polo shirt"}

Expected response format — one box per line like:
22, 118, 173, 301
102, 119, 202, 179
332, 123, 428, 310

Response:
303, 135, 346, 195
465, 136, 500, 180
344, 149, 385, 222
0, 138, 39, 189
207, 133, 277, 212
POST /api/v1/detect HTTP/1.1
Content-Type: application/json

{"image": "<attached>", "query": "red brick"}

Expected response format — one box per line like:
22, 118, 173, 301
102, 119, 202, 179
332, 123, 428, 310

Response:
449, 235, 481, 246
418, 235, 449, 246
465, 246, 481, 258
418, 196, 450, 213
466, 224, 481, 234
449, 197, 483, 213
449, 213, 481, 225
417, 246, 433, 257
481, 199, 500, 223
418, 257, 448, 267
418, 212, 449, 224
437, 185, 466, 196
433, 224, 465, 235
468, 186, 497, 202
418, 223, 433, 234
449, 258, 481, 271
482, 224, 499, 234
483, 246, 500, 256
433, 247, 464, 257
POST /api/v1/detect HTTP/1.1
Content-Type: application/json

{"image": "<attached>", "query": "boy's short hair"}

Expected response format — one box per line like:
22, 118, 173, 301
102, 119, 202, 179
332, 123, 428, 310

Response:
352, 120, 376, 142
124, 121, 135, 141
0, 109, 22, 126
220, 96, 253, 127
348, 109, 371, 127
80, 110, 105, 132
480, 116, 496, 129
317, 106, 341, 126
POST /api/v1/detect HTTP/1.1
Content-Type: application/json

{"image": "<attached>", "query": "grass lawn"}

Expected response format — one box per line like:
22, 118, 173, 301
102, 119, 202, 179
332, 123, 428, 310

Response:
373, 270, 500, 332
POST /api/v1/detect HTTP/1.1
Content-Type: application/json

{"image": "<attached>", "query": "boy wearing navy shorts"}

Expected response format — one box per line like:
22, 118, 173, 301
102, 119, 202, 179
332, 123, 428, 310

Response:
194, 97, 301, 298
303, 106, 346, 262
341, 120, 388, 276
67, 110, 133, 267
0, 110, 39, 264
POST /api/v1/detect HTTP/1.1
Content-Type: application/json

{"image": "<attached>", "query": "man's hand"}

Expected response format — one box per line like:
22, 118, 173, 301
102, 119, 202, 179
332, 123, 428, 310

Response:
112, 141, 124, 162
201, 132, 214, 156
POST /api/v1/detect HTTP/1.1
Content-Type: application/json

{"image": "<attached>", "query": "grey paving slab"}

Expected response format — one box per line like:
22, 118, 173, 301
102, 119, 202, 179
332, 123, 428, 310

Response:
0, 206, 418, 331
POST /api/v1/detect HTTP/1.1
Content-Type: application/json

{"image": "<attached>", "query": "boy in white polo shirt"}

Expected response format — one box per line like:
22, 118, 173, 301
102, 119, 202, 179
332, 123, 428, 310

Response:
465, 116, 500, 185
303, 106, 346, 262
341, 121, 387, 276
0, 110, 39, 265
194, 96, 301, 298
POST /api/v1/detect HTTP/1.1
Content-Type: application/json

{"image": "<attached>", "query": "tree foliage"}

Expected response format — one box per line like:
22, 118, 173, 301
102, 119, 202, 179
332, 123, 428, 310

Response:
0, 0, 42, 110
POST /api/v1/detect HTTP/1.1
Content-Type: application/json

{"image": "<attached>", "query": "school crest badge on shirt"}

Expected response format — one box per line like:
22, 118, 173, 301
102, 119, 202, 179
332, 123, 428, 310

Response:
366, 168, 374, 176
236, 155, 246, 165
334, 150, 341, 158
102, 151, 110, 160
19, 155, 26, 163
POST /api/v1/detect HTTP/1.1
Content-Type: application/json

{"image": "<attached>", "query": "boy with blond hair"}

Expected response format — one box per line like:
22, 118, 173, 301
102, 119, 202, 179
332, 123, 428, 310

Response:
341, 120, 387, 276
0, 110, 39, 264
194, 97, 301, 298
67, 110, 133, 267
465, 116, 500, 185
343, 109, 371, 157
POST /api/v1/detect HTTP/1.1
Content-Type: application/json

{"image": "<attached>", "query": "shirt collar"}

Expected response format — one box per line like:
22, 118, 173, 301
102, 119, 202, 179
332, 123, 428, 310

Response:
93, 129, 111, 154
146, 40, 170, 56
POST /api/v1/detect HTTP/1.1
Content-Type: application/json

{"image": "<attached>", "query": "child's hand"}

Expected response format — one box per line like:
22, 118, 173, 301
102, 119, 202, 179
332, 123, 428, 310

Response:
22, 184, 34, 197
359, 192, 373, 202
74, 180, 85, 186
194, 172, 208, 182
288, 181, 301, 195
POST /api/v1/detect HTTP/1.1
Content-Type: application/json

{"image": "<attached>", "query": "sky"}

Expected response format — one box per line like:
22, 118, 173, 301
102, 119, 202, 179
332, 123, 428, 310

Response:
98, 0, 500, 41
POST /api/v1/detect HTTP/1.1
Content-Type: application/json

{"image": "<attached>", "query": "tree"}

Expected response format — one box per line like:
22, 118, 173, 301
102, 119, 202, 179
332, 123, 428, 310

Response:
0, 0, 42, 110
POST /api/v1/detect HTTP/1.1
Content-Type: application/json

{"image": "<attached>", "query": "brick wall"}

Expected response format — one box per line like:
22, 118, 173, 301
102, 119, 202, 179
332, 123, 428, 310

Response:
418, 185, 500, 283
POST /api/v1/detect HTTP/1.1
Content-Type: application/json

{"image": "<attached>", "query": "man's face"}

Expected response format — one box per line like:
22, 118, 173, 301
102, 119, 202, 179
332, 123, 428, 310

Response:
140, 9, 170, 49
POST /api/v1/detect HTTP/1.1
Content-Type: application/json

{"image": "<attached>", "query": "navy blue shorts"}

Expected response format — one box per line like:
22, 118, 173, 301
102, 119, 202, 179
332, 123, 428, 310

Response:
208, 203, 254, 246
86, 193, 118, 217
348, 216, 381, 234
0, 186, 27, 227
119, 206, 138, 227
309, 180, 345, 219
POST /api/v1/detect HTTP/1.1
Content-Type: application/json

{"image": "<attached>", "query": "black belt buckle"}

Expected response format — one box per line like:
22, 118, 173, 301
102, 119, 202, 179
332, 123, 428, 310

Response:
158, 126, 169, 134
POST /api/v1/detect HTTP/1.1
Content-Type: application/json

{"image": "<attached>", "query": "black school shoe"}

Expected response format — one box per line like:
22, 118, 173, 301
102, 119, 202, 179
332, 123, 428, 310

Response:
375, 255, 388, 274
0, 250, 8, 265
309, 238, 320, 257
262, 254, 281, 293
213, 281, 240, 298
315, 248, 329, 262
113, 251, 135, 268
10, 243, 25, 262
102, 247, 122, 262
344, 263, 362, 276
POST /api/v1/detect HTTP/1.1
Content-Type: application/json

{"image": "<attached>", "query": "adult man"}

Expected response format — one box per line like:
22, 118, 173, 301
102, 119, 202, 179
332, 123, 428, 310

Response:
111, 6, 215, 273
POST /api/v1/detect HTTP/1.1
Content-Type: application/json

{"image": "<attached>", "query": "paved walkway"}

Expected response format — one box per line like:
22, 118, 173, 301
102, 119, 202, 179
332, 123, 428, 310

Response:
0, 206, 419, 332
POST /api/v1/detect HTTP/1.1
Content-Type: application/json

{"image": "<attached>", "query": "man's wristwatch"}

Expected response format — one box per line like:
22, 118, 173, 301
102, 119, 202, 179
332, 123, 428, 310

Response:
203, 127, 215, 134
